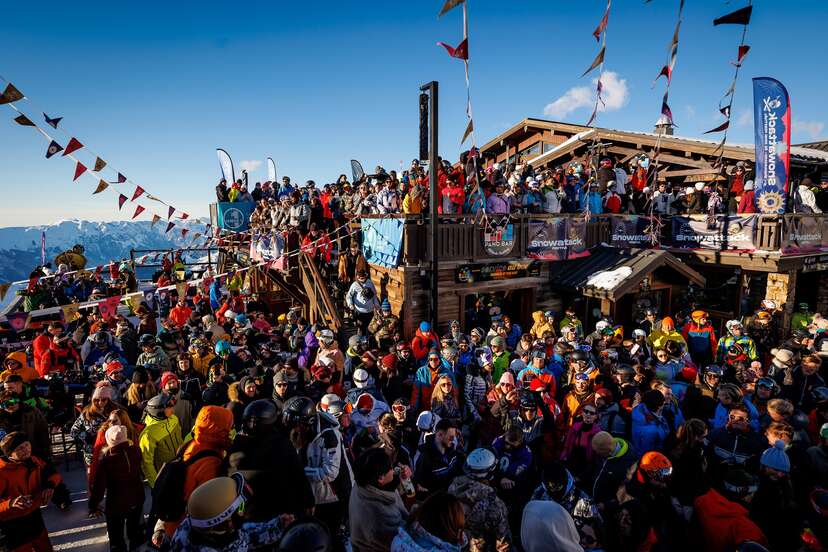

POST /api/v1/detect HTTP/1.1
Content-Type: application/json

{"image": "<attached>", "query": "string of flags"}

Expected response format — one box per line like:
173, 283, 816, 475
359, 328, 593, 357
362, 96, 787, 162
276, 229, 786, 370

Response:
704, 2, 753, 167
437, 0, 475, 146
583, 0, 611, 127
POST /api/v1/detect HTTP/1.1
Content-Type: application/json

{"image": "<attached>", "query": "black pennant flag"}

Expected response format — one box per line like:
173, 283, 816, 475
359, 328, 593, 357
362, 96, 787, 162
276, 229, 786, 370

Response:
714, 5, 752, 26
704, 120, 730, 134
0, 83, 24, 105
14, 114, 35, 126
45, 140, 64, 158
43, 113, 62, 129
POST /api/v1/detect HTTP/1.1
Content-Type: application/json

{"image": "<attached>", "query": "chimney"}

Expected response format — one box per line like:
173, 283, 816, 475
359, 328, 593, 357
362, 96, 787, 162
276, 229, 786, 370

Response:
654, 114, 674, 136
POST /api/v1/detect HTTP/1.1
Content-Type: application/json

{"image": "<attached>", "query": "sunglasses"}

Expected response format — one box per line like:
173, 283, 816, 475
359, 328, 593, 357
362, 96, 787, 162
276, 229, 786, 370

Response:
440, 383, 452, 388
728, 415, 749, 423
583, 409, 597, 415
428, 357, 440, 362
392, 405, 408, 413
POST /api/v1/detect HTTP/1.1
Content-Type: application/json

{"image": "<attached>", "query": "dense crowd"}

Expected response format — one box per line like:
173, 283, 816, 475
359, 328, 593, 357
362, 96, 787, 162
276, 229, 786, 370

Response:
224, 156, 828, 231
1, 173, 827, 552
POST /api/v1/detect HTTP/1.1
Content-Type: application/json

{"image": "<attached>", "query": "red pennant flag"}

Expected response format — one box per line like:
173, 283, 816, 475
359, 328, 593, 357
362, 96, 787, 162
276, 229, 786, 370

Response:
181, 228, 189, 239
654, 65, 671, 83
165, 222, 175, 233
0, 83, 24, 105
111, 173, 126, 184
62, 137, 83, 156
118, 194, 128, 210
661, 99, 674, 126
437, 38, 468, 60
73, 162, 87, 181
704, 120, 730, 134
593, 4, 610, 41
98, 295, 121, 321
167, 206, 175, 219
737, 45, 751, 63
131, 185, 145, 202
132, 205, 145, 219
180, 213, 189, 220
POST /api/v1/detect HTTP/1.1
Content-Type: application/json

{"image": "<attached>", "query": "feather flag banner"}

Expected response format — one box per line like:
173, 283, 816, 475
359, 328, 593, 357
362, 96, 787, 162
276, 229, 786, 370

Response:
73, 162, 87, 181
132, 205, 145, 219
0, 83, 24, 105
62, 137, 83, 156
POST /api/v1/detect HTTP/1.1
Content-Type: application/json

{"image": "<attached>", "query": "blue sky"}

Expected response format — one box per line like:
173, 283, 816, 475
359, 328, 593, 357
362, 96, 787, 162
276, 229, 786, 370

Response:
0, 0, 825, 226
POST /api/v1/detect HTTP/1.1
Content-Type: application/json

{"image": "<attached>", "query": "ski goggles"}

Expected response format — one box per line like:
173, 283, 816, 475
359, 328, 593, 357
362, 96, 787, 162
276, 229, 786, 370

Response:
647, 466, 673, 481
1, 398, 21, 409
190, 480, 247, 529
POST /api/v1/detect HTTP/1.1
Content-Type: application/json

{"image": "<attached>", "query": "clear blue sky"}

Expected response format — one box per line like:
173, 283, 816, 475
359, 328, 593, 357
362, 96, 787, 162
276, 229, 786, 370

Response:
0, 0, 825, 226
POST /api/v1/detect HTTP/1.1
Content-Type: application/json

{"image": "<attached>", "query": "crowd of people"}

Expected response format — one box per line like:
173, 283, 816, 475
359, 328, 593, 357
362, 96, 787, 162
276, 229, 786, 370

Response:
226, 156, 828, 230
1, 165, 827, 551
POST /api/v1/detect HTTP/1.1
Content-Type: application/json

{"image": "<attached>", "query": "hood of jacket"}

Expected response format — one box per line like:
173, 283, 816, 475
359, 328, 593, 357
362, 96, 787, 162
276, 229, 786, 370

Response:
532, 310, 546, 325
520, 500, 582, 552
695, 488, 748, 521
191, 405, 233, 452
3, 351, 28, 368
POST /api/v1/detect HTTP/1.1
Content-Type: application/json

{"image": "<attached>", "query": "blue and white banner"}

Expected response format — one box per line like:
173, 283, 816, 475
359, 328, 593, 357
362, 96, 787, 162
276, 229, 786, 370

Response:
753, 77, 791, 214
362, 218, 404, 268
217, 148, 236, 183
216, 201, 254, 232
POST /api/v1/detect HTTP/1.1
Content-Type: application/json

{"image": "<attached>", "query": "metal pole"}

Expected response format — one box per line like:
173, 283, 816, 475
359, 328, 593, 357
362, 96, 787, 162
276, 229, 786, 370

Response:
420, 81, 439, 330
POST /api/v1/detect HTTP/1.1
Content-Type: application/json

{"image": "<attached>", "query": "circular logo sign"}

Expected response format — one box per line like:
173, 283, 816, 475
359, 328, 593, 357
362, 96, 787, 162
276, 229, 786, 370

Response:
223, 207, 245, 230
483, 219, 515, 256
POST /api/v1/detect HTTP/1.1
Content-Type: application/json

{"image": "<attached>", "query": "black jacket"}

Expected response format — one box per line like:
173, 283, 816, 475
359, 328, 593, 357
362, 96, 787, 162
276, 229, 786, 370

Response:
413, 434, 464, 495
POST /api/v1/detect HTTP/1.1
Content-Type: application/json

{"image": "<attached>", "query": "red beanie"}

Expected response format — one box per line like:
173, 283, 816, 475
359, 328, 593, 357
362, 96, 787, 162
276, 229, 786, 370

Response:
160, 371, 179, 390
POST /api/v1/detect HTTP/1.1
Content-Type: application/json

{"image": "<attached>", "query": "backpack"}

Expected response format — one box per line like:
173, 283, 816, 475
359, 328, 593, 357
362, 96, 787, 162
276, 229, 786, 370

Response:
151, 448, 221, 521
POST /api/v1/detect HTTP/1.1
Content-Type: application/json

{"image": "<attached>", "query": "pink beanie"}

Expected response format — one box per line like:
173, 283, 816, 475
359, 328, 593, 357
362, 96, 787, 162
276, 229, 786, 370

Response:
92, 382, 114, 401
105, 425, 129, 448
498, 372, 516, 387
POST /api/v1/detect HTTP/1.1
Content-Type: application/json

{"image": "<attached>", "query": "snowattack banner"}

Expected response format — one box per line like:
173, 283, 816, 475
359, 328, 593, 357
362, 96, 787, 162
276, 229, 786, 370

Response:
670, 215, 758, 251
526, 218, 590, 260
752, 77, 791, 214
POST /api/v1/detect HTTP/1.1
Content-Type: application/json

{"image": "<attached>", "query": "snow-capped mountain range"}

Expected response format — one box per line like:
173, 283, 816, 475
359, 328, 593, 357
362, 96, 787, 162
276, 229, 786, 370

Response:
0, 219, 209, 282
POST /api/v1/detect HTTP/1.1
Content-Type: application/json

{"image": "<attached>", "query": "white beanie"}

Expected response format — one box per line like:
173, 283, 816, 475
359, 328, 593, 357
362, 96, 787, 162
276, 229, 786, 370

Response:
744, 180, 754, 191
695, 182, 705, 191
105, 425, 129, 448
685, 187, 695, 195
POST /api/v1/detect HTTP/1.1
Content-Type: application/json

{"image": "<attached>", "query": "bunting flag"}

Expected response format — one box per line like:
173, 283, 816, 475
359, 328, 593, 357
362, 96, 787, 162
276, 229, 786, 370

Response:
180, 213, 189, 220
437, 38, 468, 60
93, 157, 107, 172
131, 185, 145, 202
165, 222, 175, 233
737, 45, 751, 63
720, 105, 731, 118
714, 5, 752, 26
111, 173, 127, 184
704, 120, 730, 134
151, 214, 161, 227
438, 0, 464, 17
43, 113, 62, 129
654, 65, 671, 84
118, 194, 128, 210
73, 162, 87, 181
181, 228, 189, 239
660, 97, 674, 126
167, 206, 175, 219
45, 140, 63, 158
97, 295, 121, 321
62, 137, 83, 156
0, 283, 10, 301
93, 180, 109, 194
6, 312, 29, 332
145, 193, 162, 202
61, 304, 80, 323
461, 118, 474, 144
592, 3, 610, 41
0, 83, 24, 105
14, 114, 34, 126
132, 205, 145, 219
581, 46, 605, 77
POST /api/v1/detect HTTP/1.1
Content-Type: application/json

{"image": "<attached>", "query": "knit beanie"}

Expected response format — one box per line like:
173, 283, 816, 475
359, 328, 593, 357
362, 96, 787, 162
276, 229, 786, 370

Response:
160, 371, 179, 390
92, 383, 114, 401
0, 431, 29, 457
760, 440, 790, 473
105, 425, 129, 448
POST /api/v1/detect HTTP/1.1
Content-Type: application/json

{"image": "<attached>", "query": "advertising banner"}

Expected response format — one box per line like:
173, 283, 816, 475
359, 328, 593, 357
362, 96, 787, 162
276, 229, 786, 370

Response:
753, 77, 791, 214
781, 215, 825, 254
455, 261, 541, 284
527, 218, 590, 260
216, 201, 254, 232
670, 215, 757, 251
609, 216, 655, 248
482, 216, 516, 256
362, 218, 404, 268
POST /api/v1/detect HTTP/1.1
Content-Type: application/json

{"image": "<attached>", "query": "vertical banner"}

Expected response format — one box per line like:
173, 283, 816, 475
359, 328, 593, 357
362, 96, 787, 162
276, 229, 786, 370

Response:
216, 148, 236, 183
527, 218, 591, 260
267, 158, 277, 183
752, 77, 791, 214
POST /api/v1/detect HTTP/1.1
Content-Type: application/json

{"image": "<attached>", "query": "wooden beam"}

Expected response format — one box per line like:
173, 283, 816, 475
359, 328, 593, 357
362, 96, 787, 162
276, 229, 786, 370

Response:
608, 145, 712, 168
658, 167, 717, 178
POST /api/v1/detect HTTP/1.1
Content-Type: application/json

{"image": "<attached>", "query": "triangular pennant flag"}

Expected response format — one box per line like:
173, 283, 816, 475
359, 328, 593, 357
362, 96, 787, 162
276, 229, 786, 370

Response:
0, 283, 10, 301
737, 44, 751, 63
6, 312, 29, 332
13, 114, 35, 126
93, 157, 107, 172
461, 118, 474, 144
131, 185, 145, 202
437, 38, 468, 60
111, 173, 127, 184
165, 222, 175, 233
720, 105, 731, 118
438, 0, 464, 17
593, 4, 610, 41
661, 100, 674, 126
98, 295, 121, 321
586, 104, 599, 127
151, 214, 161, 228
581, 46, 605, 77
704, 120, 730, 134
181, 228, 189, 239
168, 206, 175, 220
45, 140, 64, 158
44, 113, 62, 128
93, 180, 109, 194
713, 5, 752, 26
73, 162, 87, 181
654, 65, 672, 84
118, 194, 128, 210
61, 304, 80, 323
0, 83, 24, 105
62, 137, 83, 156
132, 205, 145, 219
180, 213, 189, 220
